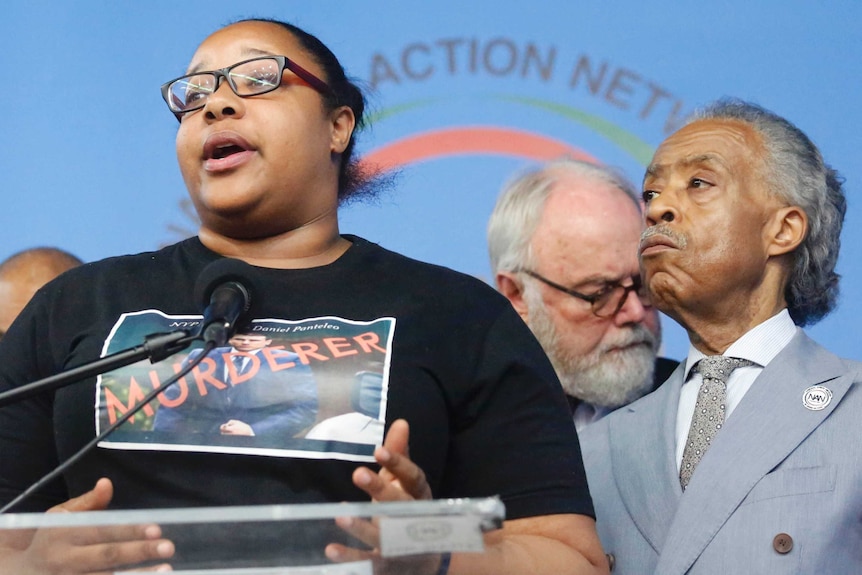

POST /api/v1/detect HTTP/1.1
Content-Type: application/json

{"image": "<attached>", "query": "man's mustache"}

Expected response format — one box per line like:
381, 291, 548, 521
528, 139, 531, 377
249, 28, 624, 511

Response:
601, 324, 658, 355
640, 224, 688, 250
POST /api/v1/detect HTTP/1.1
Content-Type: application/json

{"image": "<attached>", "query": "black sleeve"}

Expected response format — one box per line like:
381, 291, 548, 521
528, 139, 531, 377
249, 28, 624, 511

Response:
441, 305, 595, 520
0, 287, 69, 511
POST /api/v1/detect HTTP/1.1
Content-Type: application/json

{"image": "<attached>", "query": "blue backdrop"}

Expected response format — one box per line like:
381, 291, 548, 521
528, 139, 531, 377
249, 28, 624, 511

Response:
2, 1, 860, 362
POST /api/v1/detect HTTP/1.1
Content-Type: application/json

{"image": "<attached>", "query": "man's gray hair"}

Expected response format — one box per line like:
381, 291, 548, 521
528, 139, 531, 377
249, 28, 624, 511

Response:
487, 158, 640, 275
692, 98, 846, 326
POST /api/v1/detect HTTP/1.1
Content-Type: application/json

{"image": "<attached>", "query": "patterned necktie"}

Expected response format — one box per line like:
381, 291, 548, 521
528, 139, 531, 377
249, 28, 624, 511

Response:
229, 355, 246, 384
679, 356, 755, 490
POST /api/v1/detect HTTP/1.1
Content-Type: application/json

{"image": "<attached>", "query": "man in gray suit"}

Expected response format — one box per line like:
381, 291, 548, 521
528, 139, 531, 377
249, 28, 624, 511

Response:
581, 98, 861, 574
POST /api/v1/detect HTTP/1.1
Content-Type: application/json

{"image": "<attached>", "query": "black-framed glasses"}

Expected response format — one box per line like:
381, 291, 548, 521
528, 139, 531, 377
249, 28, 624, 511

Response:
521, 269, 650, 318
161, 55, 332, 116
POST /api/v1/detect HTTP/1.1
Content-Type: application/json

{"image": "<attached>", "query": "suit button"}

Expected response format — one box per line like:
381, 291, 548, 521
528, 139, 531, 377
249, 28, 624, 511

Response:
773, 533, 793, 554
606, 553, 615, 571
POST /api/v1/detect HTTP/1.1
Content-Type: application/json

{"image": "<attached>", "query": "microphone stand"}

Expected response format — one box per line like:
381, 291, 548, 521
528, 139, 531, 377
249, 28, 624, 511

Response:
0, 336, 214, 513
0, 330, 196, 408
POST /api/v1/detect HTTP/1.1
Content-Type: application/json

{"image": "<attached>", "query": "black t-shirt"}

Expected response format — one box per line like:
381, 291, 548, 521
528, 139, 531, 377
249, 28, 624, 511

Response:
0, 236, 593, 525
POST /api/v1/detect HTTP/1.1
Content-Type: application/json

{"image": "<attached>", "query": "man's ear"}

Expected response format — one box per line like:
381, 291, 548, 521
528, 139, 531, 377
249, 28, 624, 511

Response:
496, 272, 530, 323
767, 205, 807, 256
330, 106, 355, 154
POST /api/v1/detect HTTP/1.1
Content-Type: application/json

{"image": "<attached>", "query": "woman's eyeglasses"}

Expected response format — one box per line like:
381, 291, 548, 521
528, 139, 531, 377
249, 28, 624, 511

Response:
161, 55, 332, 116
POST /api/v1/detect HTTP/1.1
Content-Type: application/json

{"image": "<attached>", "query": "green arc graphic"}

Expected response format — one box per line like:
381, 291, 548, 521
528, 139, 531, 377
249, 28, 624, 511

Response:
366, 95, 655, 166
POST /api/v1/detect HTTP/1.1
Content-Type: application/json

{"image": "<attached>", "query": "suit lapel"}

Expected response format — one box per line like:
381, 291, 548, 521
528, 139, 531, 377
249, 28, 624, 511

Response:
608, 362, 686, 552
656, 332, 856, 574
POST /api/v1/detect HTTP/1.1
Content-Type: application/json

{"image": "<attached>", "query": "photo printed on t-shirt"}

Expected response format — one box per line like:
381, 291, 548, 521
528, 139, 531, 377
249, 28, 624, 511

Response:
95, 310, 394, 462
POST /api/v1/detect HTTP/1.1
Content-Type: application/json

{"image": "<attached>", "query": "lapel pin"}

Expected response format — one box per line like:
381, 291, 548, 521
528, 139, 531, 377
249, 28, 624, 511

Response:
802, 385, 832, 411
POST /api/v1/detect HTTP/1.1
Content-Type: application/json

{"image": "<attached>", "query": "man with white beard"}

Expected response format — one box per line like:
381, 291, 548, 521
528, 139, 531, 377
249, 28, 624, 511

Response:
488, 158, 678, 431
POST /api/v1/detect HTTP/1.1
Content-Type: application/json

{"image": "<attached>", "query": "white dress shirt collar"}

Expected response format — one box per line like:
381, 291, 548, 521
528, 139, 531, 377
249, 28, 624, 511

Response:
675, 309, 800, 469
683, 308, 799, 378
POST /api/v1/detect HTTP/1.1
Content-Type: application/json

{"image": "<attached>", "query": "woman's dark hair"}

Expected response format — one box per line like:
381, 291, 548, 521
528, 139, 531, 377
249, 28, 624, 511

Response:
238, 18, 382, 203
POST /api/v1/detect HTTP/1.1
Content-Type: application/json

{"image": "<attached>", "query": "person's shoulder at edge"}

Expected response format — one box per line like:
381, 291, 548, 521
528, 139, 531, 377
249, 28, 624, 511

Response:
581, 365, 671, 443
652, 356, 680, 390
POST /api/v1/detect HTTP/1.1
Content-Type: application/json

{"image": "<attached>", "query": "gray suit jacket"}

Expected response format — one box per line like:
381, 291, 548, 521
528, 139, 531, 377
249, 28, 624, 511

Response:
581, 331, 862, 574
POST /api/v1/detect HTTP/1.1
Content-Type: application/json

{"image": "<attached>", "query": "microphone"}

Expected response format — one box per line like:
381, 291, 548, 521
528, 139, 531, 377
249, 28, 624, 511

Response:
0, 259, 258, 513
194, 258, 256, 346
0, 265, 262, 512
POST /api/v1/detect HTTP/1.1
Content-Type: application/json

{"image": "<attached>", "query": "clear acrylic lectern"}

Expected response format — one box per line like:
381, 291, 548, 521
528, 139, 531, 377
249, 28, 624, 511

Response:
0, 497, 504, 574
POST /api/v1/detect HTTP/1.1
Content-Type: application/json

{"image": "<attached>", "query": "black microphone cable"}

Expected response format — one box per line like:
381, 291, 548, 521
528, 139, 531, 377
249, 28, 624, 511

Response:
0, 339, 216, 514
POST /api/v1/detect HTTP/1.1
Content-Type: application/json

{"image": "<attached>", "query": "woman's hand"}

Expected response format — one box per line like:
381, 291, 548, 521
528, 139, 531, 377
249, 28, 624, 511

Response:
0, 478, 175, 574
324, 419, 443, 574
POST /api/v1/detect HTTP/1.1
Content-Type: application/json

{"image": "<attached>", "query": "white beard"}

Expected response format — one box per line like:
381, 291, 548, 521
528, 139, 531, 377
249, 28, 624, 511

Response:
524, 285, 658, 409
